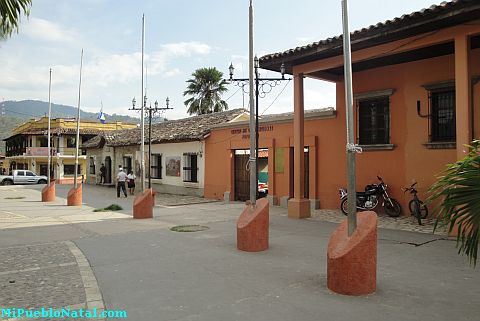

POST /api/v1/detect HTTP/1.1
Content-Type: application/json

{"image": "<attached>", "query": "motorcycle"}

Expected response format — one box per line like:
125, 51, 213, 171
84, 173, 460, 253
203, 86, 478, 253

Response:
339, 175, 402, 217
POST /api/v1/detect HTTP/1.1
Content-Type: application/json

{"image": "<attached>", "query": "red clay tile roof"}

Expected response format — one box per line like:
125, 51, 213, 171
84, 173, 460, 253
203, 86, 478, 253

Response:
260, 0, 480, 72
83, 109, 247, 148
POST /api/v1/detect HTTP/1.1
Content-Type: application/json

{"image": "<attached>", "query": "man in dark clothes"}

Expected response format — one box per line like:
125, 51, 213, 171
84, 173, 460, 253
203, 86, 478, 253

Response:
99, 163, 106, 184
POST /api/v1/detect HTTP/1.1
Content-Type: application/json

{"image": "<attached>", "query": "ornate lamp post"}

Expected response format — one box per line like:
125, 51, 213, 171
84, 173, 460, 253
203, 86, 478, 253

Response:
227, 59, 291, 198
131, 96, 172, 189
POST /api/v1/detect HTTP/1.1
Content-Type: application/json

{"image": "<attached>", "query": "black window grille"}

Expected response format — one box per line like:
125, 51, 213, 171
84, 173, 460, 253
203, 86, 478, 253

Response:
66, 136, 76, 148
64, 164, 81, 175
89, 157, 95, 174
183, 154, 198, 183
123, 156, 132, 175
357, 96, 390, 145
431, 89, 456, 142
151, 154, 162, 179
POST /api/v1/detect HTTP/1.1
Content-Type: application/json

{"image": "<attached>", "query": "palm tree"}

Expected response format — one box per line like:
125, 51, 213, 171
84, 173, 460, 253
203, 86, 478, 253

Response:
428, 140, 480, 266
0, 0, 31, 40
183, 67, 229, 115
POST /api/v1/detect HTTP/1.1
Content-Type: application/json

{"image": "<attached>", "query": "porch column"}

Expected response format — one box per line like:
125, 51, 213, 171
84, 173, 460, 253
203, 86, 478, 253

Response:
455, 34, 472, 159
288, 73, 311, 218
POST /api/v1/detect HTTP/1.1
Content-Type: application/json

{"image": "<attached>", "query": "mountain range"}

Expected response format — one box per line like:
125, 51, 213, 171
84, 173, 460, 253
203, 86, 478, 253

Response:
1, 100, 139, 123
0, 100, 140, 155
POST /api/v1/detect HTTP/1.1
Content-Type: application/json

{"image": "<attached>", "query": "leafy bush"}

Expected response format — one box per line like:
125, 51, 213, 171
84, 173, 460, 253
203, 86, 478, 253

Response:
93, 204, 123, 212
428, 140, 480, 266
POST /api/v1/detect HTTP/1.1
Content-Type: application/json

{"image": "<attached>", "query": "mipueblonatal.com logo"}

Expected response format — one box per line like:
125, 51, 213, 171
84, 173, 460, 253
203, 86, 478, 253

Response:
1, 307, 127, 319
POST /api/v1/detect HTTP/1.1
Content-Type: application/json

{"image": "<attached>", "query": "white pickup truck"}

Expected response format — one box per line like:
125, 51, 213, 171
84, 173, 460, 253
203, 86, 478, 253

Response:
0, 170, 48, 185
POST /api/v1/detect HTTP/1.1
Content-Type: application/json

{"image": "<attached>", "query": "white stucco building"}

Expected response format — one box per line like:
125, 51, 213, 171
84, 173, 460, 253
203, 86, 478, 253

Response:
83, 109, 247, 196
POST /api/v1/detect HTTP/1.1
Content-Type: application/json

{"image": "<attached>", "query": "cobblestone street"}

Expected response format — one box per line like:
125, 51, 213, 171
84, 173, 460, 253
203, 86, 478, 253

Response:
0, 242, 105, 321
309, 209, 447, 235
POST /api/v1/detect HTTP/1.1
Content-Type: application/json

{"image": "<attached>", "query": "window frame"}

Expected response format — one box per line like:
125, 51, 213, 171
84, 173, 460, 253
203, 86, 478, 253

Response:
150, 154, 162, 179
429, 87, 456, 143
89, 157, 96, 175
63, 164, 81, 176
182, 153, 198, 183
355, 89, 394, 147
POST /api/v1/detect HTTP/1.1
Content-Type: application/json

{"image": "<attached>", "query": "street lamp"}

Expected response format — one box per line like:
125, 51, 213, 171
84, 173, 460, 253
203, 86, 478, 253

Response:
227, 58, 291, 198
130, 96, 172, 189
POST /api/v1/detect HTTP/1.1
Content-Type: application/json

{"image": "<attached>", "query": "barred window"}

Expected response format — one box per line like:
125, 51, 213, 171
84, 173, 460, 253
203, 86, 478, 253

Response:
89, 157, 95, 174
431, 89, 456, 142
64, 164, 81, 175
183, 153, 198, 183
357, 96, 390, 145
151, 154, 162, 179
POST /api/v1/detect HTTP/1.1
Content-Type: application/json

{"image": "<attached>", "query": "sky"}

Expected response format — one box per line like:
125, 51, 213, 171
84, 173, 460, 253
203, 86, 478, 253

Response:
0, 0, 445, 120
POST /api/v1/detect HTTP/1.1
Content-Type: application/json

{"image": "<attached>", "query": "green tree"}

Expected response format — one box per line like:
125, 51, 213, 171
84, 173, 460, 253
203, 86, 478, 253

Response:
428, 140, 480, 266
183, 67, 229, 115
0, 0, 31, 40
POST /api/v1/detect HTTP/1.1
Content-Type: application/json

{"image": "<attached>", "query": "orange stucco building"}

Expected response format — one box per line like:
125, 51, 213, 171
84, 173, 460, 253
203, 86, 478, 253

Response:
205, 1, 480, 218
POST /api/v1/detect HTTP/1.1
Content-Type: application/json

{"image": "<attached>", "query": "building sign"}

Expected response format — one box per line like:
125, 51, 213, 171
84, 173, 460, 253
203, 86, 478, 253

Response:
231, 125, 274, 139
25, 147, 57, 156
165, 156, 181, 177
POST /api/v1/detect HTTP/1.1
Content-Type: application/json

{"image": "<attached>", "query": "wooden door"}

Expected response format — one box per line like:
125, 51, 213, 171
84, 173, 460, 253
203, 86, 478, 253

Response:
234, 153, 250, 202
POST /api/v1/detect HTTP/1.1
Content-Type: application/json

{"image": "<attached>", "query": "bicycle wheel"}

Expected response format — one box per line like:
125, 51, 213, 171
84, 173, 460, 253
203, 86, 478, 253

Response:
411, 200, 422, 225
384, 198, 401, 217
409, 199, 428, 219
340, 198, 348, 216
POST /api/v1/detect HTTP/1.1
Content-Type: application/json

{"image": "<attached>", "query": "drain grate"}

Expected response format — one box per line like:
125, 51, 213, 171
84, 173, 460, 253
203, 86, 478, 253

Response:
170, 225, 209, 232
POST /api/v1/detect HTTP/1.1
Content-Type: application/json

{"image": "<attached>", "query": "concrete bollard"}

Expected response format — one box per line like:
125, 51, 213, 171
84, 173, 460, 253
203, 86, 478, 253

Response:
237, 198, 269, 252
133, 189, 153, 219
41, 182, 56, 202
67, 184, 83, 206
327, 211, 377, 296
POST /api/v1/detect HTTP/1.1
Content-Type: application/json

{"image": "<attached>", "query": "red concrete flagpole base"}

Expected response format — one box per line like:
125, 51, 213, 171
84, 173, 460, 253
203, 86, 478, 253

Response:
41, 181, 56, 202
237, 198, 269, 252
133, 189, 153, 219
67, 184, 83, 206
327, 211, 377, 296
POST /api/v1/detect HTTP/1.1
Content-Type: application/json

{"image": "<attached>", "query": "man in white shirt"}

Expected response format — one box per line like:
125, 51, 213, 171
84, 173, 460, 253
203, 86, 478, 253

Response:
117, 168, 128, 198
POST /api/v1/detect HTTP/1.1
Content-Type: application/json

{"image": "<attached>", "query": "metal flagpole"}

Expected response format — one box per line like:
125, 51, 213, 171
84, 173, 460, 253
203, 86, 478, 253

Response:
47, 68, 52, 186
341, 0, 358, 236
141, 14, 146, 192
248, 0, 257, 207
74, 49, 84, 189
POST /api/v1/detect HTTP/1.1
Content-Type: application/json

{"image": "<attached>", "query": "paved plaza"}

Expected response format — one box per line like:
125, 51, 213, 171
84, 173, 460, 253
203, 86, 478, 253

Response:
0, 184, 478, 321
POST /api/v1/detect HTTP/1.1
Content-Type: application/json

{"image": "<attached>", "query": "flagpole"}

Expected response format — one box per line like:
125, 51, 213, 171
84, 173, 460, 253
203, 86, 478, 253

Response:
341, 0, 357, 236
74, 49, 84, 189
47, 68, 52, 186
248, 0, 256, 207
140, 14, 146, 192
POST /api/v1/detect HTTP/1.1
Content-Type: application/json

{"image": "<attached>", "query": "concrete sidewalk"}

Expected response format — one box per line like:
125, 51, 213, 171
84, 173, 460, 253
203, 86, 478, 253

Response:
0, 186, 478, 321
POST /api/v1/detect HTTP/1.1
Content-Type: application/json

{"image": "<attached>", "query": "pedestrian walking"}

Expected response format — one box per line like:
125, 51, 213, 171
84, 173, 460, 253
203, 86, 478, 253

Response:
127, 171, 136, 195
116, 168, 128, 198
99, 163, 106, 184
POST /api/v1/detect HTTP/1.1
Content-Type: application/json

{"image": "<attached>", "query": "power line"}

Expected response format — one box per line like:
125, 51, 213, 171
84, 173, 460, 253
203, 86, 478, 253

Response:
260, 79, 292, 116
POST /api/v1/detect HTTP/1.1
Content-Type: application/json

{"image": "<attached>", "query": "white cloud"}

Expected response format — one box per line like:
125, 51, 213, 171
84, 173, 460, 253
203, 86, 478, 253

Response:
163, 68, 182, 78
160, 42, 211, 56
23, 18, 79, 43
149, 41, 211, 74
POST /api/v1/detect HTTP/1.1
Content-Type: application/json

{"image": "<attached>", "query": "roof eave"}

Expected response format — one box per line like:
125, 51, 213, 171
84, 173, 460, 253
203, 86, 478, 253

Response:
260, 1, 480, 73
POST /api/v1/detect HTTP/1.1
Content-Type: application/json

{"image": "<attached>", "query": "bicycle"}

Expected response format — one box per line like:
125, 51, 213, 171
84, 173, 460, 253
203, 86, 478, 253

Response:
403, 182, 428, 225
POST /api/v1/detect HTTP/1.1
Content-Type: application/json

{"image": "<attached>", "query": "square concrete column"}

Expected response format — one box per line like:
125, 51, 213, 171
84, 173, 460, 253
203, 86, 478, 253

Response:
288, 73, 310, 219
455, 34, 472, 160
